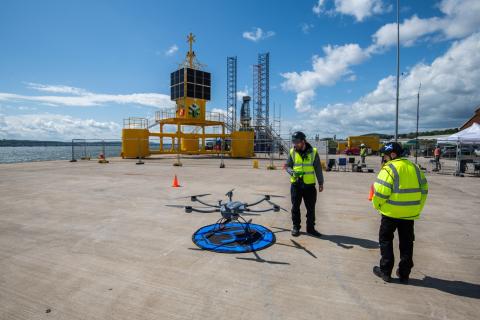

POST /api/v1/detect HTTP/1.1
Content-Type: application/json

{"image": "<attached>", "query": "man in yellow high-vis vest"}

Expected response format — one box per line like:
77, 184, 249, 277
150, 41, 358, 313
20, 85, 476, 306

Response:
372, 142, 428, 284
360, 144, 367, 164
285, 131, 324, 237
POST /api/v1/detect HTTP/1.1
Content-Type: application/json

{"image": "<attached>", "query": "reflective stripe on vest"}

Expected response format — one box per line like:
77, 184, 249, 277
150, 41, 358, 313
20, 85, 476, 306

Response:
387, 162, 425, 195
290, 147, 317, 185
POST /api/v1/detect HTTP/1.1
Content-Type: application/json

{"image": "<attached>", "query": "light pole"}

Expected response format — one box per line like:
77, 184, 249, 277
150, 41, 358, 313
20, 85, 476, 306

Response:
395, 0, 400, 142
415, 83, 421, 164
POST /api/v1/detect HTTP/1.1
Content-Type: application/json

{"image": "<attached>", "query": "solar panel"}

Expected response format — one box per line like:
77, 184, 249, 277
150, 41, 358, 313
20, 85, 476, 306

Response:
170, 67, 211, 101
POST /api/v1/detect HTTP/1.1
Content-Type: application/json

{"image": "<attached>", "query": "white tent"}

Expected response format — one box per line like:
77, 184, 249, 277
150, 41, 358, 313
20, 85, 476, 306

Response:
437, 123, 479, 176
439, 123, 480, 143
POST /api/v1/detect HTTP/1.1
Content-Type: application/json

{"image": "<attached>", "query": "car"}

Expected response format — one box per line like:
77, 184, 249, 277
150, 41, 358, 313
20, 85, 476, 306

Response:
344, 147, 360, 155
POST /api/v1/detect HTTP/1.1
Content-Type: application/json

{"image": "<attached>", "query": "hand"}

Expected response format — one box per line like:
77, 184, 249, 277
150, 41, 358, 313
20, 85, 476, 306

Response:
294, 171, 304, 178
318, 185, 324, 192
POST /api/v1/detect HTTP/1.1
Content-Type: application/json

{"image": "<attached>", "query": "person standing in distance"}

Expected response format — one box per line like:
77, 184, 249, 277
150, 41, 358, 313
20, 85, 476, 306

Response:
360, 143, 367, 165
285, 131, 324, 237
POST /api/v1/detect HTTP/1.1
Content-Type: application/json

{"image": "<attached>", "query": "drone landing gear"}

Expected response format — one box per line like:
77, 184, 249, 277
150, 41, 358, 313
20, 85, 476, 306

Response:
206, 216, 264, 244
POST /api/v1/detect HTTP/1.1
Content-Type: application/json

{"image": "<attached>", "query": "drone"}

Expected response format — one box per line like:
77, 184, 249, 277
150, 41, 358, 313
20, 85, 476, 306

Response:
166, 189, 288, 235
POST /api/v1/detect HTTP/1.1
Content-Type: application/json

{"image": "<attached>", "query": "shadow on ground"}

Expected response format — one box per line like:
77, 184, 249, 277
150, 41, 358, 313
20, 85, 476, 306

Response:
406, 276, 480, 299
321, 234, 378, 249
276, 239, 317, 258
271, 226, 378, 250
236, 250, 290, 265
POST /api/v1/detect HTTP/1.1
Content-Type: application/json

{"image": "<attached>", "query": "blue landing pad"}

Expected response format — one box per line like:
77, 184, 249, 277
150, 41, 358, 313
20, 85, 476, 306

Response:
192, 222, 276, 253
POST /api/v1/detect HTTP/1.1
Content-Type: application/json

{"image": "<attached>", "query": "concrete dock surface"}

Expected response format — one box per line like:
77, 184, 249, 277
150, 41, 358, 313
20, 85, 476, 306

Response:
0, 157, 479, 320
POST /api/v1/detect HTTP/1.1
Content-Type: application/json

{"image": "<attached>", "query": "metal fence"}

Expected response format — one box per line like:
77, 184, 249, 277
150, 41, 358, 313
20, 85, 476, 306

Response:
67, 137, 330, 168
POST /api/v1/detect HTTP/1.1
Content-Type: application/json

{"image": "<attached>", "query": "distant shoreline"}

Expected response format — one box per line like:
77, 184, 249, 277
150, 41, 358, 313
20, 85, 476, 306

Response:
1, 128, 458, 147
0, 140, 121, 147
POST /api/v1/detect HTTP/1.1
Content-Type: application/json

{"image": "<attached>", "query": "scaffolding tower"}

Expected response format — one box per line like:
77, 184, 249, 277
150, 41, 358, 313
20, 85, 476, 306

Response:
253, 53, 269, 130
252, 53, 271, 152
226, 56, 237, 132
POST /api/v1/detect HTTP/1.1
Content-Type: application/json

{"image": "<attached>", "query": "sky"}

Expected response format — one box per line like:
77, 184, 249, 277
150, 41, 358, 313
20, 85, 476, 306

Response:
0, 0, 479, 140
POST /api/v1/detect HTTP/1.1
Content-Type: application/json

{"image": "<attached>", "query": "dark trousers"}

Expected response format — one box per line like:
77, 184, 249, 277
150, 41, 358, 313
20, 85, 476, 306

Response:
290, 183, 317, 230
379, 215, 415, 278
434, 156, 441, 170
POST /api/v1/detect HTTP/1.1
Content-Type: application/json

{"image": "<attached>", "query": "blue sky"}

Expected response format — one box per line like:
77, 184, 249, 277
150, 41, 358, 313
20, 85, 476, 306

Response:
0, 0, 479, 140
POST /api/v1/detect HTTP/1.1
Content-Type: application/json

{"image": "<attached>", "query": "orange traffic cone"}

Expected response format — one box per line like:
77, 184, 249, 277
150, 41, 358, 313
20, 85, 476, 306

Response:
368, 184, 374, 201
172, 174, 181, 188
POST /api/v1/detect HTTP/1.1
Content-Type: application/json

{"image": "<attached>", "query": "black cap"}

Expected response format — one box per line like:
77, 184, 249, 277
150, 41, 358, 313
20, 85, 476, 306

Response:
380, 142, 403, 155
292, 131, 306, 142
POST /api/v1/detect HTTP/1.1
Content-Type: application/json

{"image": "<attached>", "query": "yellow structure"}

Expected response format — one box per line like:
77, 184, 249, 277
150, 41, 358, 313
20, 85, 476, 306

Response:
337, 141, 347, 153
121, 118, 150, 158
121, 33, 254, 159
347, 136, 380, 152
230, 131, 255, 158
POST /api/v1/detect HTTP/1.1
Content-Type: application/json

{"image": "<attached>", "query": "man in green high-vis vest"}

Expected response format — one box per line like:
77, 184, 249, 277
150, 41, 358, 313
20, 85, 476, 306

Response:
372, 142, 428, 284
285, 131, 324, 237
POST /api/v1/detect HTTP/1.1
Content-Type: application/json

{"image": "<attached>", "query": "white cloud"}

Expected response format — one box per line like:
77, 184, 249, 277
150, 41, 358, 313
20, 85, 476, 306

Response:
165, 44, 178, 56
281, 43, 369, 111
334, 0, 389, 22
210, 108, 227, 116
0, 113, 121, 140
313, 0, 389, 21
285, 0, 480, 113
371, 0, 480, 50
25, 82, 88, 95
0, 83, 174, 108
242, 27, 275, 42
287, 33, 480, 136
312, 0, 326, 15
301, 23, 315, 34
237, 86, 249, 100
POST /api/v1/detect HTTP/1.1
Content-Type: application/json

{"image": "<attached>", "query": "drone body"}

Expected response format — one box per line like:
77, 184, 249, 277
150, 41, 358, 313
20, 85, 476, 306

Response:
221, 201, 246, 221
167, 189, 287, 230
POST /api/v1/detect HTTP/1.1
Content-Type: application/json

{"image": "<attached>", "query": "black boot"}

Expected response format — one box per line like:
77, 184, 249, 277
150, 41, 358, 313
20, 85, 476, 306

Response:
306, 227, 322, 237
396, 269, 409, 284
291, 227, 300, 237
373, 266, 392, 283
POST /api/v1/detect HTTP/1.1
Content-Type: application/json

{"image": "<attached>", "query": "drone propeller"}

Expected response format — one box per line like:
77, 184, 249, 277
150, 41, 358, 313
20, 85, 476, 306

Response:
267, 200, 288, 212
175, 193, 211, 200
165, 204, 187, 208
254, 193, 285, 200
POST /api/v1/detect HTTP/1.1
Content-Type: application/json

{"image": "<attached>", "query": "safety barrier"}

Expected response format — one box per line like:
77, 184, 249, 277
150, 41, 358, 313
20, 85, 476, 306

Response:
68, 136, 329, 168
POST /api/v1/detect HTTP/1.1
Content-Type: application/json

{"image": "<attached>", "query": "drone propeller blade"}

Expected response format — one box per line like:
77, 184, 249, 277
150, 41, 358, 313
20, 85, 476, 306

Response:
267, 200, 288, 212
254, 193, 285, 199
165, 204, 187, 208
175, 193, 211, 199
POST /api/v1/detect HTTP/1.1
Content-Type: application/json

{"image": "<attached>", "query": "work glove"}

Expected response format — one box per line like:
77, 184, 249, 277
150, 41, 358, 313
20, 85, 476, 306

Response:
293, 171, 304, 179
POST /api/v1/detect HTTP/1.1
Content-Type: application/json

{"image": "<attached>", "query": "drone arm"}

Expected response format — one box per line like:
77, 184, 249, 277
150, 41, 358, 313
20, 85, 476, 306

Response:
244, 207, 275, 213
194, 198, 220, 208
244, 197, 268, 207
189, 208, 220, 213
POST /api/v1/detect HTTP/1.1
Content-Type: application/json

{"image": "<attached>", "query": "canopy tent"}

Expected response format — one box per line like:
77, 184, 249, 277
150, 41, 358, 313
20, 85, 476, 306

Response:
436, 123, 480, 176
438, 123, 480, 143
